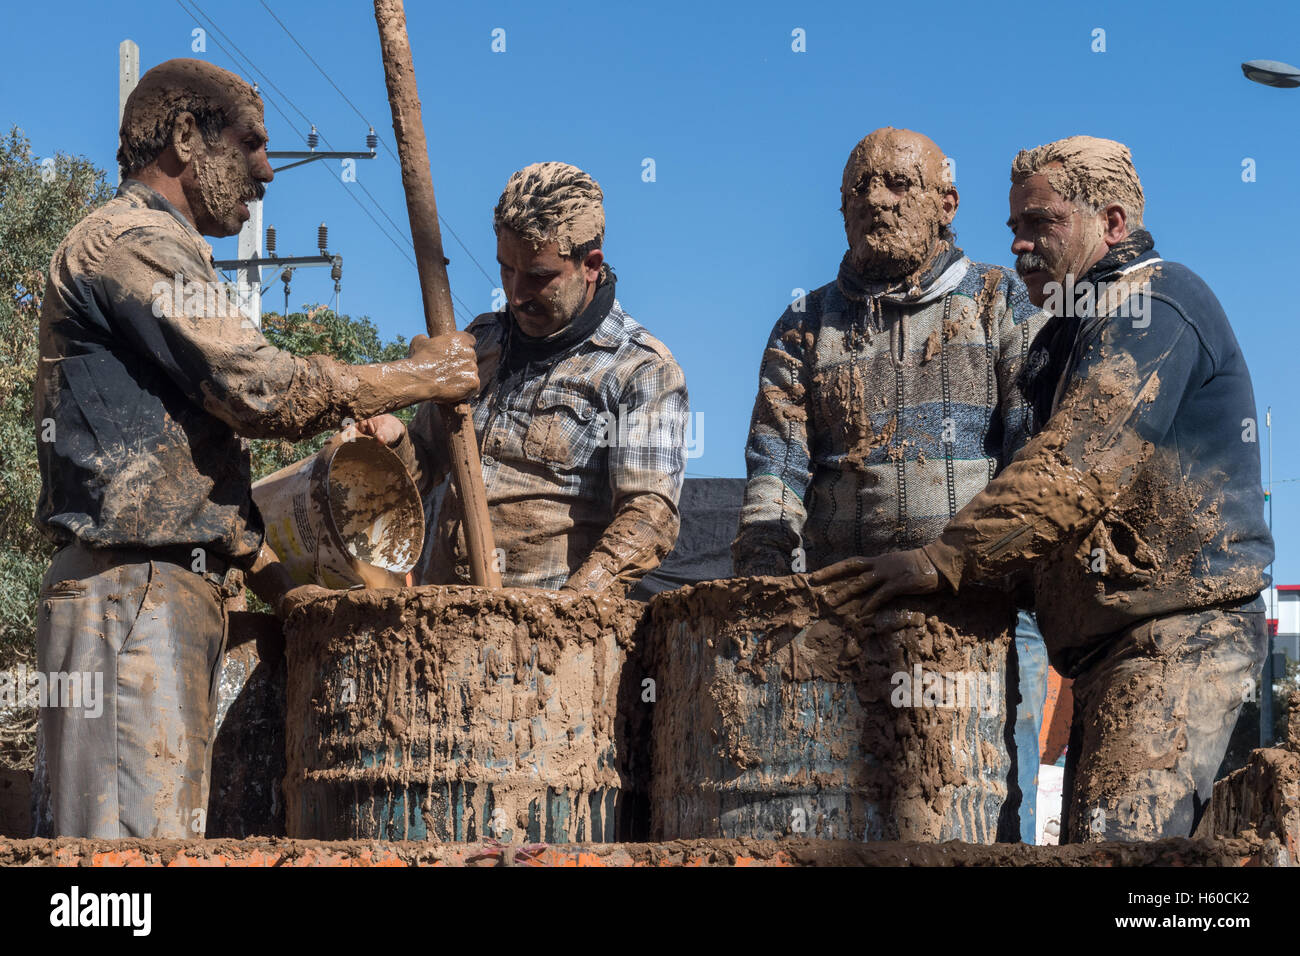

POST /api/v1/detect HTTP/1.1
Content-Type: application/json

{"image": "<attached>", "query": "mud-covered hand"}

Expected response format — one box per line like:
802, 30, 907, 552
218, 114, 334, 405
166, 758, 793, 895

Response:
355, 413, 406, 446
277, 584, 333, 620
809, 548, 943, 617
408, 331, 480, 405
245, 542, 297, 616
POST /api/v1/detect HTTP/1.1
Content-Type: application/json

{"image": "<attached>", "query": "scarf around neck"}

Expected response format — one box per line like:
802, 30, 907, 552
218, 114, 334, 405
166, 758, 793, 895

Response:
501, 271, 617, 375
1020, 229, 1158, 423
836, 236, 966, 305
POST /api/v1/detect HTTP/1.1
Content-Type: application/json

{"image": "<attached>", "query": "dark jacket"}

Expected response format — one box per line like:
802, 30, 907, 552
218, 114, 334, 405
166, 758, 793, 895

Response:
925, 236, 1273, 673
35, 180, 355, 566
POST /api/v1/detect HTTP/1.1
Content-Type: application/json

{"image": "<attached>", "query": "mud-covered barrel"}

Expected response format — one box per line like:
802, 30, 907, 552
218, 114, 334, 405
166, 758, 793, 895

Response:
648, 577, 1016, 842
284, 586, 647, 842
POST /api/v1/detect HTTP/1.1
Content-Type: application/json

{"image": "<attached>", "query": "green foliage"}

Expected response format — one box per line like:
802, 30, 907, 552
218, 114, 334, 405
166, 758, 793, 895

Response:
249, 306, 411, 481
0, 127, 111, 666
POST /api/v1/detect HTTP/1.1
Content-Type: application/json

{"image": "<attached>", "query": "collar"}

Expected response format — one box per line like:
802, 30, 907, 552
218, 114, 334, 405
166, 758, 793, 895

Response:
501, 271, 619, 374
836, 237, 969, 306
117, 178, 213, 259
1081, 228, 1157, 284
588, 301, 627, 349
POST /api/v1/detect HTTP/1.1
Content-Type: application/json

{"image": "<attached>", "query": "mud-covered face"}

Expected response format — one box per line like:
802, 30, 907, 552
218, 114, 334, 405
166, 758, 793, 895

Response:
1007, 170, 1108, 309
497, 228, 598, 337
186, 104, 272, 237
842, 131, 954, 280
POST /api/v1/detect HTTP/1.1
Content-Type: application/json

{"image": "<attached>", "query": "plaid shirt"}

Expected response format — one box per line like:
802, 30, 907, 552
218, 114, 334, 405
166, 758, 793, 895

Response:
733, 254, 1046, 575
398, 300, 689, 590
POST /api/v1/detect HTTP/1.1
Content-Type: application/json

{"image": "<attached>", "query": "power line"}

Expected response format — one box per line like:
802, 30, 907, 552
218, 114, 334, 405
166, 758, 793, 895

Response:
256, 0, 499, 291
173, 0, 304, 140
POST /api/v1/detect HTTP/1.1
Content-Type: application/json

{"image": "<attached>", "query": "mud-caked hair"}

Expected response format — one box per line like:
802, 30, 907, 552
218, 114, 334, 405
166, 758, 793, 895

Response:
117, 58, 259, 181
1011, 135, 1145, 228
494, 162, 607, 269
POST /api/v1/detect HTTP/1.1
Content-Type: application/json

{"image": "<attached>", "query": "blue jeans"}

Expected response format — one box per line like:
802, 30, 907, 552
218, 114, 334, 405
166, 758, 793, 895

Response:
1014, 611, 1049, 843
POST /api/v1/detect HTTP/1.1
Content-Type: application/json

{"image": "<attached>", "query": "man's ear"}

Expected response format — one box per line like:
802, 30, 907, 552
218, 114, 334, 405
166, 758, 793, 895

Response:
1102, 203, 1129, 248
582, 248, 604, 283
940, 187, 959, 225
170, 111, 200, 166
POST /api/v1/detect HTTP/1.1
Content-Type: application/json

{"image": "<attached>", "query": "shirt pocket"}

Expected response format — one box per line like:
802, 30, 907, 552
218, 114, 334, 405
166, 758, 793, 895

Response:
523, 388, 602, 472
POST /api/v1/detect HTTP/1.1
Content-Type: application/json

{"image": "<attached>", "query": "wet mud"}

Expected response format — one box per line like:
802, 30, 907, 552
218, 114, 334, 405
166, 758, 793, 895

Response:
0, 834, 1280, 867
647, 576, 1016, 842
282, 585, 646, 843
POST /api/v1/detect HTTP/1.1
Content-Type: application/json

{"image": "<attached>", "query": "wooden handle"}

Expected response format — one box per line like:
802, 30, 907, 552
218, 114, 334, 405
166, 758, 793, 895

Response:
374, 0, 501, 587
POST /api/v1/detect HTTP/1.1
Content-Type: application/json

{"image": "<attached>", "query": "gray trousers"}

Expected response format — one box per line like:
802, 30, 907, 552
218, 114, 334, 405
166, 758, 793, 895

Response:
1059, 606, 1267, 843
32, 544, 231, 838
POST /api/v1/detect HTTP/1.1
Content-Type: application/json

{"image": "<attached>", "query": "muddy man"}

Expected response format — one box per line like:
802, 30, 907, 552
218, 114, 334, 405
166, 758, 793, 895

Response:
32, 58, 479, 839
360, 162, 690, 593
815, 136, 1273, 843
731, 127, 1049, 842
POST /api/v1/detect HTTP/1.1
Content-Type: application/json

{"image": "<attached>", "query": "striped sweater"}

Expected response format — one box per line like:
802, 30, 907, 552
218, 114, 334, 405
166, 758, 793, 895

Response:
732, 250, 1047, 576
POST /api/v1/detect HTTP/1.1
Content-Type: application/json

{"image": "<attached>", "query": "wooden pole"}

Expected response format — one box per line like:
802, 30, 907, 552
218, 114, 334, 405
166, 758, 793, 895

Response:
374, 0, 500, 587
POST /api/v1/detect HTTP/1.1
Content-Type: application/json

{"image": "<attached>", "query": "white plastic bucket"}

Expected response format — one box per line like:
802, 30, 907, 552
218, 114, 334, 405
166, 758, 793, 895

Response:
251, 433, 424, 589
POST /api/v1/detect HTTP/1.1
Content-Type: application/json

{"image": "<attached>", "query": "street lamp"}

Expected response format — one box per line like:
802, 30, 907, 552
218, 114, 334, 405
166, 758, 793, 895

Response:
1241, 59, 1300, 88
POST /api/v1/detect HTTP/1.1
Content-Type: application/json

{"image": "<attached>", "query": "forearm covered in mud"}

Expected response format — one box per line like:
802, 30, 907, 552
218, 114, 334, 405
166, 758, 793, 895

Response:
97, 225, 426, 442
923, 307, 1201, 590
187, 350, 454, 443
565, 493, 680, 593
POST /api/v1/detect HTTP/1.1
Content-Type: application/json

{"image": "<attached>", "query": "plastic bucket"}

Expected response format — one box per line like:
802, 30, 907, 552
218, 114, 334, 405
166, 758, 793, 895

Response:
251, 433, 424, 589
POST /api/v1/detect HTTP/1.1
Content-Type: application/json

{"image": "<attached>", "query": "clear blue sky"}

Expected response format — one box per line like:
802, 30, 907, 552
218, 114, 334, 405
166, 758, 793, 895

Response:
6, 0, 1300, 583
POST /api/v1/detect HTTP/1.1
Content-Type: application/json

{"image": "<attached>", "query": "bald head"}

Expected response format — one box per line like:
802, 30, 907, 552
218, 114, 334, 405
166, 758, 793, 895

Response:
841, 127, 959, 281
118, 58, 263, 180
841, 128, 950, 202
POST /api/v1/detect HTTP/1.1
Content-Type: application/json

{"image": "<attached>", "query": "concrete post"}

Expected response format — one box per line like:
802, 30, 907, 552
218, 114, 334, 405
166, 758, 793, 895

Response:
235, 202, 263, 327
117, 40, 139, 187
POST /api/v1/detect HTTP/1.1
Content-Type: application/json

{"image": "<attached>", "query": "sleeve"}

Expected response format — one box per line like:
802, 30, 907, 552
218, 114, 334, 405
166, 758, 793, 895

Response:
923, 295, 1207, 590
96, 224, 358, 441
731, 307, 814, 576
566, 351, 688, 591
391, 401, 451, 497
992, 270, 1048, 465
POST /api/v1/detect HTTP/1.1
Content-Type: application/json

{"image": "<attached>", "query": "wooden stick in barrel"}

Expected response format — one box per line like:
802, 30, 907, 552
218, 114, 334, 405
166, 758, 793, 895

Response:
374, 0, 501, 588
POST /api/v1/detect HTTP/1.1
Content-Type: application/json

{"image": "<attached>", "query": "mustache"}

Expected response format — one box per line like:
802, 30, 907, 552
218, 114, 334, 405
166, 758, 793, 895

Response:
1016, 252, 1051, 276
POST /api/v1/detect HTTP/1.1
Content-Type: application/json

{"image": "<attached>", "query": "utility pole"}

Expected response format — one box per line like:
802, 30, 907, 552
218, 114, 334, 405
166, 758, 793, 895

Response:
235, 200, 264, 326
228, 125, 376, 326
1263, 407, 1276, 746
117, 40, 139, 187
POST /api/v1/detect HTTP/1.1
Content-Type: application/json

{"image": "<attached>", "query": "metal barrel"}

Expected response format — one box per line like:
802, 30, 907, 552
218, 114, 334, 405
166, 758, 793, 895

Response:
647, 578, 1016, 843
283, 586, 648, 842
250, 433, 423, 589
